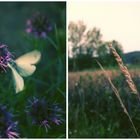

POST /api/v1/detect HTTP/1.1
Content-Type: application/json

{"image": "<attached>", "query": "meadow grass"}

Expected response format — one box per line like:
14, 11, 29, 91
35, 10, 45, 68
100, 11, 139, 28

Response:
69, 43, 140, 138
69, 67, 140, 138
97, 61, 139, 137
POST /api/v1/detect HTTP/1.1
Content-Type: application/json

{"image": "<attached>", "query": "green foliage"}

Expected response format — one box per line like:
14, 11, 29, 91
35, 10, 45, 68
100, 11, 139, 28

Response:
73, 54, 93, 71
69, 73, 140, 138
0, 2, 66, 138
68, 21, 124, 71
124, 51, 140, 64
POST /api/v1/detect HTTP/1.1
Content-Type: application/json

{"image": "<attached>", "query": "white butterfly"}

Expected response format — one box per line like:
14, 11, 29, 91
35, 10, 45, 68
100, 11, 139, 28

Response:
8, 50, 41, 93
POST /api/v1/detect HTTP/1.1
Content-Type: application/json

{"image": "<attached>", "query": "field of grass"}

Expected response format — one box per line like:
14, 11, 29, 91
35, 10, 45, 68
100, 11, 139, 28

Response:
69, 67, 140, 138
0, 2, 66, 138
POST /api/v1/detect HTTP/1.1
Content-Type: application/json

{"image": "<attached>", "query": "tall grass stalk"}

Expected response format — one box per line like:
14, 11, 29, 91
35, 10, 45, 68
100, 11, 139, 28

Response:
108, 43, 140, 101
96, 60, 139, 137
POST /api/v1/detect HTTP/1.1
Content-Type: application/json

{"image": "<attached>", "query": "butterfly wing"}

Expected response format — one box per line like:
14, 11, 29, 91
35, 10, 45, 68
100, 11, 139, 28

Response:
15, 50, 41, 77
8, 63, 24, 93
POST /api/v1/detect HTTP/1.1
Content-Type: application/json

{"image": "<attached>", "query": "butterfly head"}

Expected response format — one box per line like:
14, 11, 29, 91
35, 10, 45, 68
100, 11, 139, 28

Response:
0, 44, 14, 71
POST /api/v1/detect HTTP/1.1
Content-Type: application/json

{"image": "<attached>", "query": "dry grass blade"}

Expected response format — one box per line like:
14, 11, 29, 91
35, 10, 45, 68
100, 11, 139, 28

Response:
96, 60, 139, 137
108, 43, 139, 96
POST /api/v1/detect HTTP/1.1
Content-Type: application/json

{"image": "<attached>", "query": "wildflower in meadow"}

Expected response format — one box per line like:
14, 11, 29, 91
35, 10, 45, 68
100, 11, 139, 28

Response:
0, 43, 41, 93
0, 105, 19, 138
26, 97, 63, 132
26, 12, 52, 38
0, 44, 14, 72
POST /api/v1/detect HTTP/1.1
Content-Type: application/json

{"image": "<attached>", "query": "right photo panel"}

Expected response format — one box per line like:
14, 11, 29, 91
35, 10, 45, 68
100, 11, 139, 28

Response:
68, 1, 140, 138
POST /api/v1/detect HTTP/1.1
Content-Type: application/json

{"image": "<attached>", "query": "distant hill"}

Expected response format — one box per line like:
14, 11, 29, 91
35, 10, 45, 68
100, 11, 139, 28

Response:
124, 51, 140, 64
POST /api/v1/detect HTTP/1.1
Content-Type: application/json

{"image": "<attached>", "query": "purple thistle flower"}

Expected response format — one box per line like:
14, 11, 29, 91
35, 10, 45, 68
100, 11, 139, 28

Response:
52, 117, 62, 125
26, 97, 63, 131
7, 122, 19, 138
0, 44, 13, 72
0, 105, 19, 138
26, 12, 53, 39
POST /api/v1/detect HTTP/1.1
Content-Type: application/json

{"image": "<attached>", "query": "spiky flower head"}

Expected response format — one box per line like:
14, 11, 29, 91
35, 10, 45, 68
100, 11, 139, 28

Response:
26, 12, 52, 38
26, 97, 63, 131
0, 105, 19, 138
0, 44, 13, 72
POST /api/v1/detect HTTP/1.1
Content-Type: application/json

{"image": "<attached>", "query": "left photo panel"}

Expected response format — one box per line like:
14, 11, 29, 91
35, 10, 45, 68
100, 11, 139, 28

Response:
0, 2, 66, 138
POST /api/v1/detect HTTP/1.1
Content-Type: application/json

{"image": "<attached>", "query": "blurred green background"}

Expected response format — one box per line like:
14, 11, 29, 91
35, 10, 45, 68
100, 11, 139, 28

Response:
0, 2, 66, 138
0, 2, 65, 54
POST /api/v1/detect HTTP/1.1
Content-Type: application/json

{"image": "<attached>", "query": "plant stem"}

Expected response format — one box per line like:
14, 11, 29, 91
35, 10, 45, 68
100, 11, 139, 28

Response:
96, 60, 139, 137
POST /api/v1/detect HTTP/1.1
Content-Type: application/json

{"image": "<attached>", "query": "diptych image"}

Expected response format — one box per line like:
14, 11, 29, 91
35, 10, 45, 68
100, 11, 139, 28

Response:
0, 2, 66, 138
1, 0, 140, 139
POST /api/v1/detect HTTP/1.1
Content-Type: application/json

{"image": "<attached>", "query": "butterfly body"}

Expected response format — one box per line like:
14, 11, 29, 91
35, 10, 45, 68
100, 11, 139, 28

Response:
8, 50, 41, 93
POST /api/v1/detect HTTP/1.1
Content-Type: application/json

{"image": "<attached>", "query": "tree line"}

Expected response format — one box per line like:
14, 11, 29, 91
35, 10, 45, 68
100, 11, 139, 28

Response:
68, 21, 124, 71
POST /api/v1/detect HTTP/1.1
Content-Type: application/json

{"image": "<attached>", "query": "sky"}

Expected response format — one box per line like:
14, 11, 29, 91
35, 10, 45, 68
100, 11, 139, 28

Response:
68, 1, 140, 53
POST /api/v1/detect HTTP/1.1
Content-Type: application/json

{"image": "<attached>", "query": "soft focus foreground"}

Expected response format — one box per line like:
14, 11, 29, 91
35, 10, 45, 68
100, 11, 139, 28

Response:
69, 68, 140, 138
